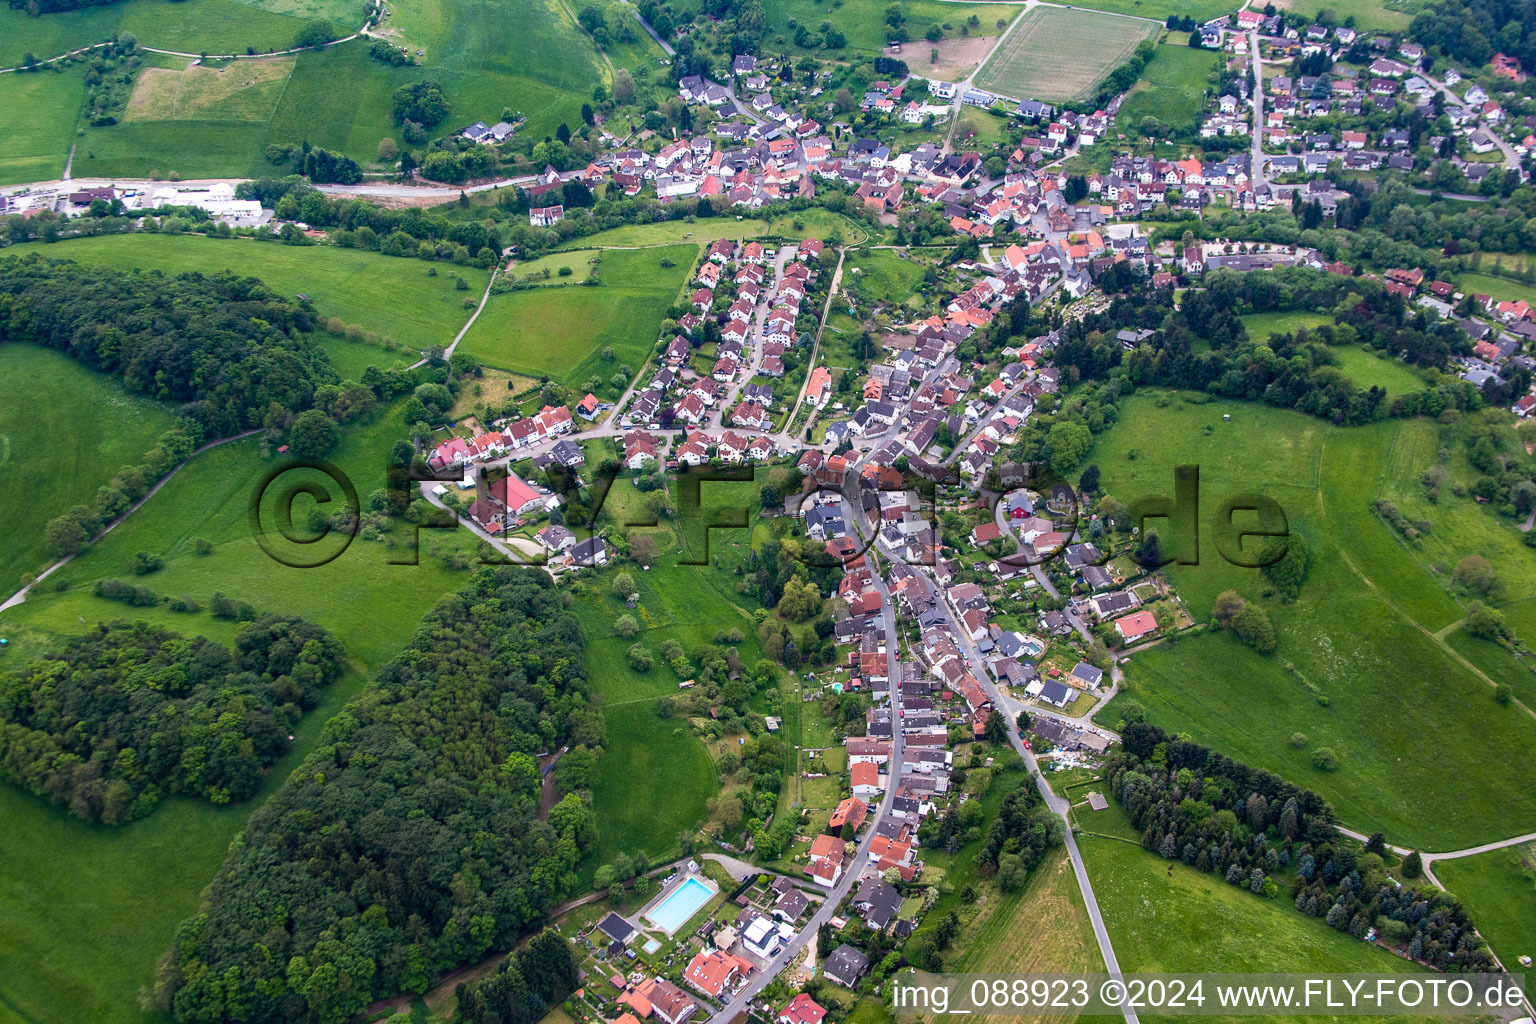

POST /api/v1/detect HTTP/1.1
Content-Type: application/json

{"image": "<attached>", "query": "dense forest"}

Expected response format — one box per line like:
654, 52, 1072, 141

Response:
0, 617, 345, 823
0, 255, 334, 437
152, 568, 604, 1024
1409, 0, 1536, 75
1042, 266, 1484, 430
1105, 722, 1497, 973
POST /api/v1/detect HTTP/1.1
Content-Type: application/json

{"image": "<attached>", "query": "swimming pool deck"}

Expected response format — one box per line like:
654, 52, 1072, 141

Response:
639, 872, 719, 936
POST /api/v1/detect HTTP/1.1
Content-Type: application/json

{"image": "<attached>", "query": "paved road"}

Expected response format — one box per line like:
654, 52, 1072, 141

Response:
706, 568, 905, 1023
1248, 28, 1270, 192
845, 492, 1137, 1024
1420, 70, 1523, 174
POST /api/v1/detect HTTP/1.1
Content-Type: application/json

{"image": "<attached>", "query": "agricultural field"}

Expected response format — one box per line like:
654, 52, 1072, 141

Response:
0, 344, 176, 593
761, 0, 1020, 55
1117, 41, 1220, 131
73, 0, 607, 177
972, 6, 1158, 103
2, 233, 487, 356
1092, 393, 1536, 850
949, 849, 1106, 1006
1432, 844, 1536, 971
1081, 836, 1431, 1024
0, 65, 86, 185
458, 244, 696, 387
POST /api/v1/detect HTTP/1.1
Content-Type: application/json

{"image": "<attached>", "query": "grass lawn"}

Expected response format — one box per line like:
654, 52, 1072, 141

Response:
1117, 42, 1220, 131
761, 0, 1020, 55
1093, 393, 1536, 850
1432, 843, 1536, 971
3, 234, 486, 357
1457, 271, 1536, 309
954, 104, 1010, 149
1240, 310, 1334, 339
460, 244, 695, 389
972, 6, 1158, 103
1081, 836, 1430, 1024
0, 65, 85, 186
0, 344, 176, 593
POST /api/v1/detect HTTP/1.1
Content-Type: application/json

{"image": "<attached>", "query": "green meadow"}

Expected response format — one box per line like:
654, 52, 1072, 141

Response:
460, 244, 696, 387
3, 234, 487, 355
1082, 836, 1429, 1024
1432, 844, 1536, 972
0, 65, 85, 185
0, 0, 349, 69
1118, 41, 1220, 131
70, 0, 607, 178
1093, 393, 1536, 851
0, 400, 490, 1022
557, 208, 870, 250
761, 0, 1020, 55
0, 344, 176, 594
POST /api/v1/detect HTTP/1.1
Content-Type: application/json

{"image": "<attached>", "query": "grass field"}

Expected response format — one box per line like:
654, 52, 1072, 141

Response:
72, 0, 607, 177
123, 55, 294, 122
557, 209, 870, 250
459, 244, 695, 386
973, 6, 1158, 103
1269, 0, 1412, 30
3, 234, 486, 357
1093, 393, 1536, 850
1432, 844, 1536, 971
1239, 314, 1427, 397
0, 658, 368, 1024
1458, 271, 1536, 309
0, 344, 176, 593
1082, 836, 1429, 1024
588, 700, 717, 866
846, 249, 926, 309
0, 0, 348, 69
1117, 41, 1219, 130
761, 0, 1020, 55
0, 65, 85, 185
1070, 0, 1235, 22
950, 849, 1105, 1024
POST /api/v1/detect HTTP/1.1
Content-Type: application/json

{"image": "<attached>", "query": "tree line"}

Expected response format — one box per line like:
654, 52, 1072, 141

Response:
1105, 722, 1496, 973
150, 567, 603, 1024
0, 616, 344, 823
0, 254, 334, 438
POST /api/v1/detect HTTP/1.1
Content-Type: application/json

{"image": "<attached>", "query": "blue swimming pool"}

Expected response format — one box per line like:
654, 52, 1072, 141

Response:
644, 876, 717, 935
